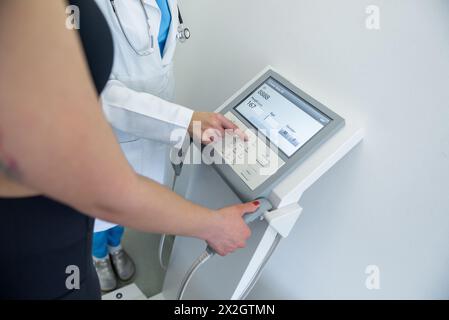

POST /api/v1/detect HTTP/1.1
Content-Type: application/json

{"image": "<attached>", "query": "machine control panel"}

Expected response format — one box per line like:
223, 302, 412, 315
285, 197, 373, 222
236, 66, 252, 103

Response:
211, 69, 345, 201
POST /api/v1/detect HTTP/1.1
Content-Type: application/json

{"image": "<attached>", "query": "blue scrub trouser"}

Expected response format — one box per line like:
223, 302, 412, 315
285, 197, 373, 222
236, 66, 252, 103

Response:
92, 225, 124, 259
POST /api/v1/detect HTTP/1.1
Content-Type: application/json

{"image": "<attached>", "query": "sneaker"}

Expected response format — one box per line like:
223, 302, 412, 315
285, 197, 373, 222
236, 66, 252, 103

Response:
94, 256, 117, 292
110, 249, 136, 281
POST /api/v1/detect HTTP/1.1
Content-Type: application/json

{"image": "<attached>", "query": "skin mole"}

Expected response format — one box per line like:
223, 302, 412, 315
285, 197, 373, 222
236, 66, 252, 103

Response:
0, 130, 20, 177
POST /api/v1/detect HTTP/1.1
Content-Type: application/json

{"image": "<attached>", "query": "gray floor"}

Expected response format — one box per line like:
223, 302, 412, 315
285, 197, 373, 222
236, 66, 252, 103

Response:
118, 229, 174, 298
109, 168, 187, 298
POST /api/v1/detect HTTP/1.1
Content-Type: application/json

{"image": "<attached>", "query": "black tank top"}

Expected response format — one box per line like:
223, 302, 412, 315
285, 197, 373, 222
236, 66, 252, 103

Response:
0, 0, 113, 299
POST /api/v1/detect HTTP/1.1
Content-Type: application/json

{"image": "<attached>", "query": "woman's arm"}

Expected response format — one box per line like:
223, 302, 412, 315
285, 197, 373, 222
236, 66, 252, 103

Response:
0, 0, 256, 256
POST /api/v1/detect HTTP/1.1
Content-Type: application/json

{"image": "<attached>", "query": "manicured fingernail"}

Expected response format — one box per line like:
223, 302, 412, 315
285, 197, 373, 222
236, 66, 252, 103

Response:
253, 200, 260, 206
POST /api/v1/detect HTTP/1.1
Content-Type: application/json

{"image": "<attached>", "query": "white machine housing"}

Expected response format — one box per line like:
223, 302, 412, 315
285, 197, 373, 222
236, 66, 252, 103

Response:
152, 66, 364, 300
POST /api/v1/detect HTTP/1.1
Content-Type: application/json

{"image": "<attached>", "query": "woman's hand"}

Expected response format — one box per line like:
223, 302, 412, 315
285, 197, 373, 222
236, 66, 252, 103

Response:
204, 201, 260, 256
188, 112, 247, 144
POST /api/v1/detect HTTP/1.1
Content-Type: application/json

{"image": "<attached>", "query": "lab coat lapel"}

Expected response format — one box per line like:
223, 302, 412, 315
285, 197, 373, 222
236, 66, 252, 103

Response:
142, 0, 159, 10
140, 0, 162, 60
161, 0, 179, 65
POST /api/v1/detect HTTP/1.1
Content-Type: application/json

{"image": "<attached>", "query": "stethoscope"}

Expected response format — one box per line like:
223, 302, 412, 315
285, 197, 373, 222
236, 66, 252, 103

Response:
110, 0, 191, 56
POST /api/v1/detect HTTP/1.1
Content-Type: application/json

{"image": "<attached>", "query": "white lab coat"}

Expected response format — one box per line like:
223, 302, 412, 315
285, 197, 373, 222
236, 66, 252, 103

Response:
94, 0, 193, 232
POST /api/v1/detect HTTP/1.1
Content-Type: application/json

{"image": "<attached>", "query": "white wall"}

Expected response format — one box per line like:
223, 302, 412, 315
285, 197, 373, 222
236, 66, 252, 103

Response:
172, 0, 449, 299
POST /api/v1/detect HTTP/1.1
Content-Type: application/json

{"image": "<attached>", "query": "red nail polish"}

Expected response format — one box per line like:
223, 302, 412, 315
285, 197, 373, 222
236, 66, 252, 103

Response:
253, 200, 260, 206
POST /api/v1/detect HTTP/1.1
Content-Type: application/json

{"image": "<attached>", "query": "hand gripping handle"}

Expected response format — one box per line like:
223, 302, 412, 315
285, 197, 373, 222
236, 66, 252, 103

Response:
206, 198, 272, 255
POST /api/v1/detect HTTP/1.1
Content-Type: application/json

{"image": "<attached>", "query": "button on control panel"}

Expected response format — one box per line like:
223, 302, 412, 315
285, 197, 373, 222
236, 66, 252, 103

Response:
212, 112, 285, 191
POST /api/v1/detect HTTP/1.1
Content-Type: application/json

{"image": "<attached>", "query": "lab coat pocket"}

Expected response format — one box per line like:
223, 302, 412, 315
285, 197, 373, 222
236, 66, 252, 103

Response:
112, 63, 174, 100
116, 73, 171, 98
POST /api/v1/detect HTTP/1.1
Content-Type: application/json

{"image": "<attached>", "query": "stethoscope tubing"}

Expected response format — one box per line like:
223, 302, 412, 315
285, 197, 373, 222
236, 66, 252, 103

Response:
110, 0, 190, 56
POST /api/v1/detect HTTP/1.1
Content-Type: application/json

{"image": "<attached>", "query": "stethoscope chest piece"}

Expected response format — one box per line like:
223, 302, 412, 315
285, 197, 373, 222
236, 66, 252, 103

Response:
177, 24, 191, 43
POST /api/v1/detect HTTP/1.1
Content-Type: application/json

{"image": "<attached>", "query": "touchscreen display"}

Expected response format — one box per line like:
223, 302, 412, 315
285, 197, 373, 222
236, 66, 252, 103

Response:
234, 78, 331, 157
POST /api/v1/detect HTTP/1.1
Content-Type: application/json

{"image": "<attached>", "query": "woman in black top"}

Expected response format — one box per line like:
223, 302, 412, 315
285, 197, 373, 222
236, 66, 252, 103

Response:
0, 0, 258, 299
